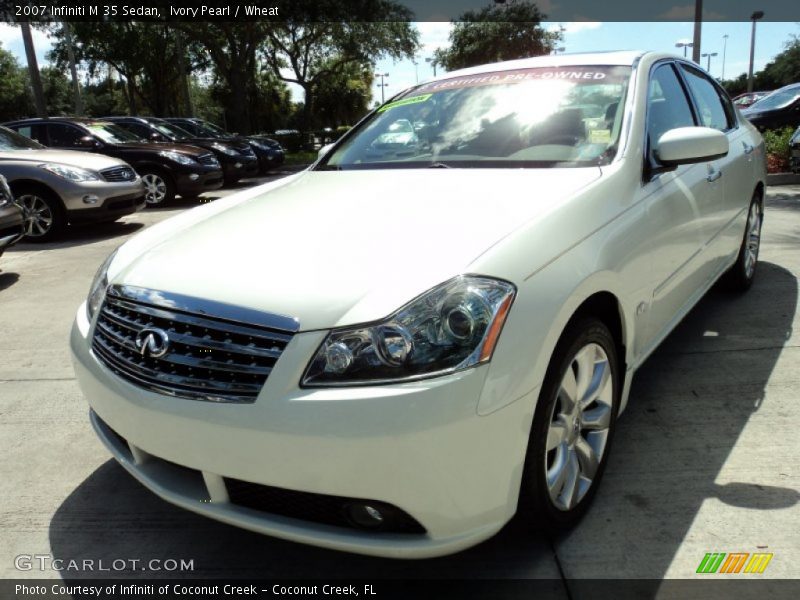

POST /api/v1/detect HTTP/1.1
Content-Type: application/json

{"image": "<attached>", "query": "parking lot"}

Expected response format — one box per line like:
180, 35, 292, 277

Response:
0, 175, 798, 586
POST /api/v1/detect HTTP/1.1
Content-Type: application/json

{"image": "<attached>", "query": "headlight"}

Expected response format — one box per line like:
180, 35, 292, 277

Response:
158, 150, 196, 165
86, 249, 118, 320
40, 164, 100, 182
302, 276, 515, 387
211, 143, 238, 156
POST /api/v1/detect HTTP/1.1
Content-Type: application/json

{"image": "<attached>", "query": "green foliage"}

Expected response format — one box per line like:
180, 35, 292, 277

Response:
40, 67, 73, 116
722, 37, 800, 96
434, 1, 561, 71
0, 43, 32, 121
762, 127, 795, 159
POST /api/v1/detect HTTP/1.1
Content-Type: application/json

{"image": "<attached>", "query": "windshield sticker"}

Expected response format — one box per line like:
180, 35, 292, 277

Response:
413, 66, 630, 95
377, 94, 432, 113
589, 129, 612, 144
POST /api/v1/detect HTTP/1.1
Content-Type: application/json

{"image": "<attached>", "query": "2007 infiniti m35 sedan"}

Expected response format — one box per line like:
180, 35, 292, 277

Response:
71, 52, 766, 558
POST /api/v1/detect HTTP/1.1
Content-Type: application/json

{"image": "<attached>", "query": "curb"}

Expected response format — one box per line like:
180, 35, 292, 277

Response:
766, 173, 800, 186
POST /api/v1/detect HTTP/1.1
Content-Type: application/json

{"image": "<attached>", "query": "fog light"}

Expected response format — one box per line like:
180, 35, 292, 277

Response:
188, 173, 200, 181
82, 195, 99, 205
235, 162, 243, 169
346, 504, 384, 529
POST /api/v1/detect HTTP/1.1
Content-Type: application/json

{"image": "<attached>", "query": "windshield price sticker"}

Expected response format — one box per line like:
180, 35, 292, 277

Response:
377, 94, 433, 112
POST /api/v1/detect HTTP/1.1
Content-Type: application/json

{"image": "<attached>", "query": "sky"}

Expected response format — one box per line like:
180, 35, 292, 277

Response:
1, 20, 798, 106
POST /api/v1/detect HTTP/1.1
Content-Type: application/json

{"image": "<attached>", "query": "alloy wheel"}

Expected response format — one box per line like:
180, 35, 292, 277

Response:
16, 194, 54, 238
545, 343, 614, 511
142, 174, 168, 205
744, 202, 761, 279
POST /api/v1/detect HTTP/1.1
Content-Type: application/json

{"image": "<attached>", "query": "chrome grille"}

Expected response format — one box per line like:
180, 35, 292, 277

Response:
100, 166, 137, 182
197, 153, 220, 167
91, 285, 299, 403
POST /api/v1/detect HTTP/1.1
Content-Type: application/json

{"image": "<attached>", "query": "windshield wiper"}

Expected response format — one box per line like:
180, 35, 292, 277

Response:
428, 162, 451, 168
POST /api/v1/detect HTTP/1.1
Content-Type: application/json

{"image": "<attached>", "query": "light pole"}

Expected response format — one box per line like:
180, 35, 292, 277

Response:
375, 72, 389, 104
412, 59, 419, 84
675, 41, 693, 58
747, 11, 764, 93
702, 52, 718, 73
721, 34, 729, 80
425, 57, 437, 77
692, 0, 703, 63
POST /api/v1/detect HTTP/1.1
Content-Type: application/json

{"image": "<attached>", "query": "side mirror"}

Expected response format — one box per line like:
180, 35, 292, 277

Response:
150, 132, 165, 142
655, 127, 728, 166
318, 143, 334, 159
78, 135, 100, 149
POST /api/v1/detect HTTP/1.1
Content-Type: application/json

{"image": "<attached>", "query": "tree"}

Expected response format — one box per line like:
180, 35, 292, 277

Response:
434, 0, 561, 72
312, 61, 374, 128
178, 22, 268, 133
261, 0, 418, 132
722, 36, 800, 96
40, 67, 73, 116
0, 44, 32, 121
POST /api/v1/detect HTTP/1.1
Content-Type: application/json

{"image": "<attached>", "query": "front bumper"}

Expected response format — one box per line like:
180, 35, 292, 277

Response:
67, 192, 145, 224
70, 304, 532, 558
221, 156, 259, 183
174, 170, 224, 197
58, 178, 145, 213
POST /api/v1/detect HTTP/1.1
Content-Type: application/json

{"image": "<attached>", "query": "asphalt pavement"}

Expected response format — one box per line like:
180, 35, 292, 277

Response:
0, 176, 797, 588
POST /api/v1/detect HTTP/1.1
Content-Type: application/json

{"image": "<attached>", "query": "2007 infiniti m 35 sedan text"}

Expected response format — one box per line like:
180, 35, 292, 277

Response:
71, 52, 766, 558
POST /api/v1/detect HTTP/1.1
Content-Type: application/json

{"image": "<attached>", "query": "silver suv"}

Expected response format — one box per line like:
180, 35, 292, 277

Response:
0, 126, 144, 241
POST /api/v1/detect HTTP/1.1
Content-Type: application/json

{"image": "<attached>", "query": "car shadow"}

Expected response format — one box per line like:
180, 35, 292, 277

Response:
554, 260, 798, 581
8, 221, 145, 252
48, 262, 796, 582
0, 271, 20, 292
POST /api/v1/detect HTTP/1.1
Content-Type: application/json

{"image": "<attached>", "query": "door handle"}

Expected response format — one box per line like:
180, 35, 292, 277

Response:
743, 142, 754, 155
706, 168, 722, 183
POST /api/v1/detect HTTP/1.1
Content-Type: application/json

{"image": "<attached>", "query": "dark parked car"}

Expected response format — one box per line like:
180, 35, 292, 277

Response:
0, 175, 24, 259
741, 83, 800, 131
733, 91, 770, 109
165, 117, 285, 173
3, 118, 224, 206
790, 126, 800, 173
102, 116, 258, 185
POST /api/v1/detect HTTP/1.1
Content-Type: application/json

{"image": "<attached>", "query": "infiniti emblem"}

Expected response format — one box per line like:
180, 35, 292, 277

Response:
135, 327, 170, 358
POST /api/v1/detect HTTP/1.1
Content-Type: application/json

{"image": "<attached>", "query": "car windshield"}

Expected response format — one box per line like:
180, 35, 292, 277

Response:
198, 120, 228, 136
151, 120, 193, 140
0, 126, 45, 150
320, 65, 631, 170
86, 123, 144, 144
750, 88, 800, 110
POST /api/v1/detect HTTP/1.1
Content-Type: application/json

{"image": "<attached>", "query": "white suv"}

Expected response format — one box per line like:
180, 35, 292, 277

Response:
71, 51, 766, 558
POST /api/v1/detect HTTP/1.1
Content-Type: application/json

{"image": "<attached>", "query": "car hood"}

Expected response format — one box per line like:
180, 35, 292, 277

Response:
112, 142, 208, 156
0, 149, 127, 170
115, 168, 601, 330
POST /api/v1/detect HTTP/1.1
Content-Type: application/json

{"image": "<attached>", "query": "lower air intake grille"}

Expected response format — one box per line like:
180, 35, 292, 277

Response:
92, 285, 298, 403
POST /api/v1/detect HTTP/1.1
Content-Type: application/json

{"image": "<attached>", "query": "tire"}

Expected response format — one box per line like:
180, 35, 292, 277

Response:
518, 317, 620, 532
140, 169, 175, 207
13, 185, 66, 242
722, 192, 763, 292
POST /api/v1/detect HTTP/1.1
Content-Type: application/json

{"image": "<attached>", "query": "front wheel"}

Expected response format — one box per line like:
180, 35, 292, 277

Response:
518, 318, 620, 532
14, 186, 66, 242
140, 170, 175, 207
723, 192, 763, 292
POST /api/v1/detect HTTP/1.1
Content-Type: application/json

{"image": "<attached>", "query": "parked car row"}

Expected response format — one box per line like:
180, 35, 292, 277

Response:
0, 116, 285, 241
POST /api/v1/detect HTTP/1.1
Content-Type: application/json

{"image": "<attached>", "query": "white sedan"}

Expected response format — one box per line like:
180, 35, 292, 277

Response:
71, 51, 766, 558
